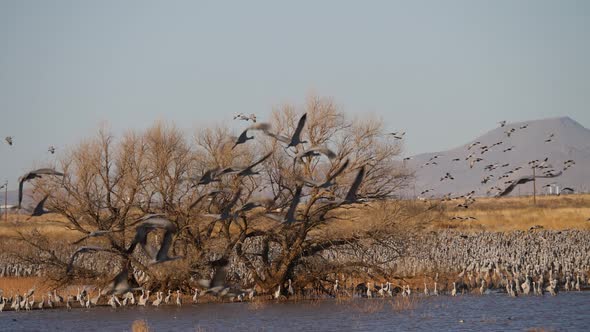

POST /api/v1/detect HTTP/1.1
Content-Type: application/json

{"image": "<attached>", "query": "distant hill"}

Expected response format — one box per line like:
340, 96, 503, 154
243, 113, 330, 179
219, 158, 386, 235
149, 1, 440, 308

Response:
405, 117, 590, 198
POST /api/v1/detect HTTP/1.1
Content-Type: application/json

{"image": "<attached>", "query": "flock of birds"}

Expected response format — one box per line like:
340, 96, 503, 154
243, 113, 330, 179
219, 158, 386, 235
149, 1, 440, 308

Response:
410, 120, 581, 221
0, 285, 218, 312
1, 112, 373, 312
2, 228, 589, 312
3, 136, 55, 154
1, 117, 589, 314
318, 229, 590, 301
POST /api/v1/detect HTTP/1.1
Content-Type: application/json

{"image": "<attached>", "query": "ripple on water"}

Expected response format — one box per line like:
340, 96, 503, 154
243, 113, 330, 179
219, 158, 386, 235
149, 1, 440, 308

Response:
2, 293, 590, 332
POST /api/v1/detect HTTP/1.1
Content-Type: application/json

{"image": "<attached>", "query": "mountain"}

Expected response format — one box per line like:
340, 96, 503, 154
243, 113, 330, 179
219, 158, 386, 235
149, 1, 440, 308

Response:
405, 117, 590, 198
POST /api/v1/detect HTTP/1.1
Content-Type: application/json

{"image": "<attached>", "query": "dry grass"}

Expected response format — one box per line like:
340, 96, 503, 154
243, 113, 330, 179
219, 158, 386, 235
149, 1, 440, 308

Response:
3, 194, 585, 243
0, 213, 78, 240
349, 299, 386, 314
0, 277, 52, 296
436, 194, 590, 232
131, 320, 151, 332
388, 296, 418, 312
0, 277, 92, 299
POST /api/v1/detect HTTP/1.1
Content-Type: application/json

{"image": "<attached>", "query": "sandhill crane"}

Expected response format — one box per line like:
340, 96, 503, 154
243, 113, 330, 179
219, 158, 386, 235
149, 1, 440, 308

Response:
221, 152, 273, 177
194, 168, 221, 186
522, 277, 531, 295
152, 292, 163, 307
152, 227, 181, 264
101, 264, 142, 295
497, 171, 563, 197
53, 290, 63, 304
231, 123, 271, 149
108, 295, 121, 308
467, 142, 480, 150
164, 290, 172, 304
301, 165, 365, 208
295, 146, 336, 160
46, 293, 54, 308
25, 295, 33, 311
389, 131, 405, 139
265, 184, 302, 223
18, 168, 64, 209
265, 113, 308, 147
470, 158, 484, 169
126, 215, 181, 264
288, 279, 294, 296
193, 289, 199, 303
198, 257, 229, 296
233, 113, 257, 122
176, 290, 182, 306
546, 279, 558, 296
30, 195, 50, 217
138, 290, 150, 306
38, 296, 44, 310
126, 292, 136, 305
342, 166, 366, 205
298, 159, 349, 189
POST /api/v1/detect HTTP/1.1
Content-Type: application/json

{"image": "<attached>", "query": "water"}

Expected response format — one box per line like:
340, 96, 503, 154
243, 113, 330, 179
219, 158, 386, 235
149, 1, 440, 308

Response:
3, 293, 590, 331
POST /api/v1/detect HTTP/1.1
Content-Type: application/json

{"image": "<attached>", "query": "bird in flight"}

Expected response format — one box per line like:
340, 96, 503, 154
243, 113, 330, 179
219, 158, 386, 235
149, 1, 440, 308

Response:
18, 168, 65, 209
265, 113, 308, 148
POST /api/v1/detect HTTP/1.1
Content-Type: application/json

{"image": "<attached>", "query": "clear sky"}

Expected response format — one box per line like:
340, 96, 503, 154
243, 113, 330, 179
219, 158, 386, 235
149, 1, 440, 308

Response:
1, 0, 589, 189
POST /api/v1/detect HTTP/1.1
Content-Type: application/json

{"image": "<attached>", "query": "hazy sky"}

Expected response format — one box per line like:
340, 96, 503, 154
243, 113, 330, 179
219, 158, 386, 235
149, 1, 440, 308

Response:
1, 0, 589, 189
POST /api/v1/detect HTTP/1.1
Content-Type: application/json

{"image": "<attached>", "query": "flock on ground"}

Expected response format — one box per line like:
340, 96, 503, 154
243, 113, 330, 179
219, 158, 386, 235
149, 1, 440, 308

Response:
0, 116, 588, 313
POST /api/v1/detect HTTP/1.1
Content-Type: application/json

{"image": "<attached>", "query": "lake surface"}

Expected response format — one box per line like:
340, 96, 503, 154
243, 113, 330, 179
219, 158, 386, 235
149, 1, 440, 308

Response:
3, 292, 590, 331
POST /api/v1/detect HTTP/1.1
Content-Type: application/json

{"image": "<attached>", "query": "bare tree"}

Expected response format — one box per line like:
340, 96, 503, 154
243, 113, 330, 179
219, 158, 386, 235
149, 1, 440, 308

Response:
21, 96, 415, 296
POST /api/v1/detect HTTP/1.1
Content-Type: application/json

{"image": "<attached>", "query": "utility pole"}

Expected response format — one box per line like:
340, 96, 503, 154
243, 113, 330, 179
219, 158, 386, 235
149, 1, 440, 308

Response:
533, 166, 537, 206
2, 181, 7, 222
